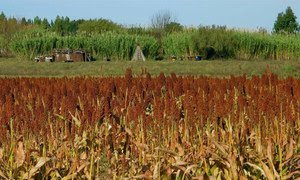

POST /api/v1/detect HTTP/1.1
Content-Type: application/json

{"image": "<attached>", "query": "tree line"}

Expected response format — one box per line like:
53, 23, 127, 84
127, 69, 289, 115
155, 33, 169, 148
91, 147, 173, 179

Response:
0, 13, 123, 36
1, 7, 299, 36
0, 7, 299, 58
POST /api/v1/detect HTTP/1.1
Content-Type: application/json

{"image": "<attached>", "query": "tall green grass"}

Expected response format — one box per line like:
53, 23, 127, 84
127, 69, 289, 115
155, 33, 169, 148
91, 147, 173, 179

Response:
10, 27, 300, 60
11, 32, 160, 60
0, 35, 5, 54
162, 28, 236, 59
162, 31, 195, 57
234, 32, 300, 60
162, 28, 300, 60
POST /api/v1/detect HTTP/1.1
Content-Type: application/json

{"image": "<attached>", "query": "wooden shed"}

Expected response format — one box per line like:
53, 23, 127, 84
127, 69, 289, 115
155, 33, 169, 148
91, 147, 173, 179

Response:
35, 49, 92, 62
53, 49, 91, 62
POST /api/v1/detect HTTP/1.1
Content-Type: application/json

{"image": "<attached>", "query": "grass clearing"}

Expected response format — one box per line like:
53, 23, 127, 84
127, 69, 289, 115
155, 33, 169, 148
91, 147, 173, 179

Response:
0, 57, 300, 77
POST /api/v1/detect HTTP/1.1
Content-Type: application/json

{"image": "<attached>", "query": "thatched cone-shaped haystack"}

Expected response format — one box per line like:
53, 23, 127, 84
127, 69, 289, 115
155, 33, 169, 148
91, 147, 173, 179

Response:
132, 45, 145, 61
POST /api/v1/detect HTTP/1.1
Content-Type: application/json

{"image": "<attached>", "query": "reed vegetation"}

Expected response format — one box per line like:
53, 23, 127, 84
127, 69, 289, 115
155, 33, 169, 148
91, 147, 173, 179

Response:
162, 27, 300, 60
10, 27, 300, 61
11, 32, 159, 60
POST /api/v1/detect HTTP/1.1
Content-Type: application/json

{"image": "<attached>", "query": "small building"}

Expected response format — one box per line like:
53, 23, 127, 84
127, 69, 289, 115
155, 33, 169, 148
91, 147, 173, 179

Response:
53, 49, 92, 62
35, 49, 92, 62
35, 55, 54, 62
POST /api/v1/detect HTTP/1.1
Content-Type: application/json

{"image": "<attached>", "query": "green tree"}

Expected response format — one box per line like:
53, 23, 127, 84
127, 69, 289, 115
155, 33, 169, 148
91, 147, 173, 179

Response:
68, 20, 81, 34
52, 16, 70, 36
0, 12, 6, 21
21, 17, 27, 26
33, 16, 42, 25
274, 6, 299, 34
27, 19, 33, 25
165, 22, 183, 33
0, 12, 5, 33
0, 15, 22, 56
77, 19, 121, 34
52, 16, 63, 35
41, 18, 50, 29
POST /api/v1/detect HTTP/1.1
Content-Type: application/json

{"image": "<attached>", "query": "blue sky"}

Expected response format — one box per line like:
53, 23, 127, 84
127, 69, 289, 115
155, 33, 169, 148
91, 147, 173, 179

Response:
1, 0, 299, 31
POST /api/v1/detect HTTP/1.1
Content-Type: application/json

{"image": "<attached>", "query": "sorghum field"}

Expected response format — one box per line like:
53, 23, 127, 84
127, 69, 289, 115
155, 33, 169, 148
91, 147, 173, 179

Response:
0, 69, 299, 179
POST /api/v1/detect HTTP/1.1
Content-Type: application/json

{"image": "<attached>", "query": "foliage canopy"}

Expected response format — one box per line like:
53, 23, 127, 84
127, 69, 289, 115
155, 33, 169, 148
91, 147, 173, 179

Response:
274, 6, 299, 34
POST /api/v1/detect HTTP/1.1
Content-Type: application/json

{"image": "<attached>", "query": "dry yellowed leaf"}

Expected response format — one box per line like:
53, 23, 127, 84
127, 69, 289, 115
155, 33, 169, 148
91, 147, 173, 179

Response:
167, 167, 173, 176
260, 161, 274, 180
192, 175, 204, 180
155, 147, 178, 156
183, 164, 198, 179
285, 138, 294, 160
0, 147, 3, 160
176, 143, 185, 157
135, 142, 149, 151
80, 151, 87, 160
125, 127, 133, 137
22, 157, 50, 179
15, 141, 25, 168
239, 175, 248, 180
132, 174, 152, 179
61, 162, 90, 180
0, 169, 8, 179
68, 158, 78, 176
153, 162, 160, 179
